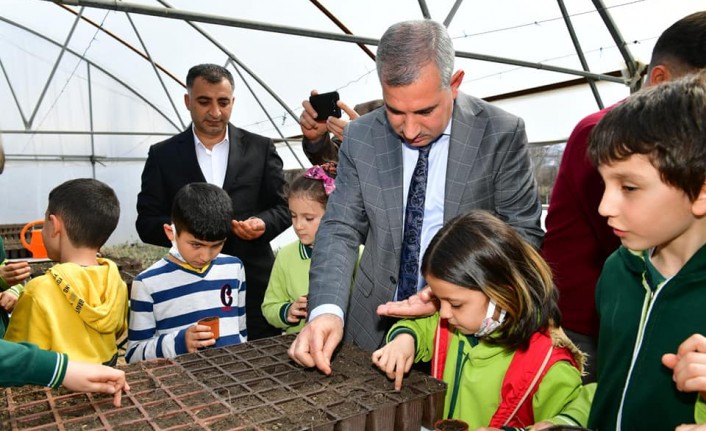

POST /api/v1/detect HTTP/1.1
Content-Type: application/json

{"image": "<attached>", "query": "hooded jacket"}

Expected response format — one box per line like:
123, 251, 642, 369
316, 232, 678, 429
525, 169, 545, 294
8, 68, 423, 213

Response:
588, 246, 706, 429
5, 258, 128, 365
388, 313, 584, 429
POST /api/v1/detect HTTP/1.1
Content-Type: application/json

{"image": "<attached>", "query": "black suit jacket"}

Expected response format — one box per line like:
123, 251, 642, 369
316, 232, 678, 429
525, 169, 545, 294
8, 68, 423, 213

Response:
135, 124, 290, 338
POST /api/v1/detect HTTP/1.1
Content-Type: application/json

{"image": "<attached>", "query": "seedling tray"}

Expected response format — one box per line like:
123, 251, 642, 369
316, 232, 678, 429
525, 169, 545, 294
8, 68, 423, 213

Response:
2, 335, 446, 430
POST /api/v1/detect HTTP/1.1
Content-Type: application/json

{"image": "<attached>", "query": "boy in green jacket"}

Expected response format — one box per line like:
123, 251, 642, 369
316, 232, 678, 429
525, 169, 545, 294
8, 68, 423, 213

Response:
580, 71, 706, 429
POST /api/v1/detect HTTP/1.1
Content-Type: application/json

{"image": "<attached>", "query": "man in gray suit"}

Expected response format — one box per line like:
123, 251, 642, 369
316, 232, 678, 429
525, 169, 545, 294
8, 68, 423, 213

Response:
289, 19, 543, 374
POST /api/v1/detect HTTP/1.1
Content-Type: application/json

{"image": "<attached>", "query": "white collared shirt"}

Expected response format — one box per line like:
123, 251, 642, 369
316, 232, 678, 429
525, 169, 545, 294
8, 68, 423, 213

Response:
193, 125, 230, 187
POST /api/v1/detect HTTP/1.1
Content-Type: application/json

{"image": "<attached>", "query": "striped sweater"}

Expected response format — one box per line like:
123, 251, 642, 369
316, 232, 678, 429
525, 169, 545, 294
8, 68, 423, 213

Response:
126, 254, 246, 363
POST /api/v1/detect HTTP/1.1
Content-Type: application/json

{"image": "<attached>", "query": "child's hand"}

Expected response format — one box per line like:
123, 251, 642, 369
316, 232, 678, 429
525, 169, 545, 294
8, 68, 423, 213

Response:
63, 361, 130, 408
0, 291, 18, 312
185, 323, 217, 353
662, 333, 706, 399
371, 333, 415, 391
287, 295, 308, 323
0, 261, 31, 286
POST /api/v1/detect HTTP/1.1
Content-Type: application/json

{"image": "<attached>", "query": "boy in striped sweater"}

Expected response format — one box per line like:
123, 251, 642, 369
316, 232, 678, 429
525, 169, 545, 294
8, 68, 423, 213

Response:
126, 183, 247, 362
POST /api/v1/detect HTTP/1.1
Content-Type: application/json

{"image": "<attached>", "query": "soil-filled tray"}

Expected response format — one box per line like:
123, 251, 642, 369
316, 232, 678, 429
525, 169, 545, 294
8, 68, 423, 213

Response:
1, 359, 243, 431
2, 335, 446, 430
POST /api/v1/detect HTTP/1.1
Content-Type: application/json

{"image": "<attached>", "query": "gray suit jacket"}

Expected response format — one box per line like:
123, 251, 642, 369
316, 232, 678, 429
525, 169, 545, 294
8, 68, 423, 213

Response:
308, 92, 543, 351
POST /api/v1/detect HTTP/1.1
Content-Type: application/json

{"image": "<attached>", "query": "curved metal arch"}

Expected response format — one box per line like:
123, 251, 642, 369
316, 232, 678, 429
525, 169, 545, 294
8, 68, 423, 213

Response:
52, 0, 628, 84
557, 0, 603, 109
55, 2, 184, 87
0, 15, 182, 133
55, 2, 186, 129
54, 0, 315, 167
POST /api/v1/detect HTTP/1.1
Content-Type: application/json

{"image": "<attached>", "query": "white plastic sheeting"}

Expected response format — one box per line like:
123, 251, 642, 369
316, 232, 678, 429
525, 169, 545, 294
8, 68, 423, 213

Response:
0, 0, 703, 245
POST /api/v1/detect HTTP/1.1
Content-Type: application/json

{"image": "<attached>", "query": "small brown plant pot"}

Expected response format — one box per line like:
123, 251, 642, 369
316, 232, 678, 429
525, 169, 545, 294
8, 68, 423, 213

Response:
434, 418, 470, 431
198, 316, 220, 339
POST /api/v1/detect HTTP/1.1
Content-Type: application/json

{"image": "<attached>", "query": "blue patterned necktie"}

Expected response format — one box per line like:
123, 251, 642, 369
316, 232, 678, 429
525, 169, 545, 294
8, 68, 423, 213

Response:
397, 143, 432, 300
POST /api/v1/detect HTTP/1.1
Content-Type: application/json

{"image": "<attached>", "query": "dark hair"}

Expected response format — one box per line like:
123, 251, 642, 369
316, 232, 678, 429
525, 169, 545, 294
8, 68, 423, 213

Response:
171, 183, 233, 241
186, 64, 234, 90
47, 178, 120, 248
288, 176, 328, 208
588, 70, 706, 201
353, 99, 384, 115
421, 210, 559, 351
649, 12, 706, 76
287, 163, 337, 207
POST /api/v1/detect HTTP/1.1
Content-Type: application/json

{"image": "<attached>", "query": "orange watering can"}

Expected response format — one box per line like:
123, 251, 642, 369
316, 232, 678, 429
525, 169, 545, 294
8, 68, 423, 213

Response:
20, 220, 48, 259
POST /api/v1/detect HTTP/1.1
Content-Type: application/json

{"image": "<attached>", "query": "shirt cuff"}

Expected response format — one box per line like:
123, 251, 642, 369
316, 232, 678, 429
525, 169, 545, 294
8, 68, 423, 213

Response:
280, 303, 299, 327
309, 304, 344, 322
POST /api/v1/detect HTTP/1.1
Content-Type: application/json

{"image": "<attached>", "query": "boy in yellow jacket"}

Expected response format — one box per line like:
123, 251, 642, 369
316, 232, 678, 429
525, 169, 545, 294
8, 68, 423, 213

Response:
5, 178, 127, 365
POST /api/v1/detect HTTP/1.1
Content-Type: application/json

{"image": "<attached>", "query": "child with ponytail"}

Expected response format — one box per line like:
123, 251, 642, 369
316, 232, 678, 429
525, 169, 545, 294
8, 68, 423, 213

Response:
263, 163, 355, 334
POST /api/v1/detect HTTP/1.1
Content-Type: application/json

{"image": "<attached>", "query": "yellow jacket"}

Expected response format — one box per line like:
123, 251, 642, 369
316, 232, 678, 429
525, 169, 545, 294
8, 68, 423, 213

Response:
5, 258, 128, 364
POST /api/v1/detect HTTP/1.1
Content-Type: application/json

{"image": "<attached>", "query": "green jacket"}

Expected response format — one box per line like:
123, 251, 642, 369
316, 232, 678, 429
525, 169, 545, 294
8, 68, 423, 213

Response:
588, 246, 706, 429
389, 313, 584, 428
262, 241, 362, 334
262, 241, 312, 334
0, 339, 67, 388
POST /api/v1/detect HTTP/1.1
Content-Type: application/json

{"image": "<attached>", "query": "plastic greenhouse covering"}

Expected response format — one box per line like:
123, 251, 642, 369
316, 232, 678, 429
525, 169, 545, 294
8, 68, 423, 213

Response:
0, 0, 703, 245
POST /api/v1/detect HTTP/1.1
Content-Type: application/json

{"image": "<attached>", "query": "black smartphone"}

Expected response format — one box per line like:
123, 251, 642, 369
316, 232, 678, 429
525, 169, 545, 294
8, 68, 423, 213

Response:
309, 91, 341, 120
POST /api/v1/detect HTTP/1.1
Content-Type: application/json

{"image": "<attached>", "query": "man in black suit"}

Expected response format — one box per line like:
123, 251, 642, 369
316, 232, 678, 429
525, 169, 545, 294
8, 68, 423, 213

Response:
136, 64, 290, 340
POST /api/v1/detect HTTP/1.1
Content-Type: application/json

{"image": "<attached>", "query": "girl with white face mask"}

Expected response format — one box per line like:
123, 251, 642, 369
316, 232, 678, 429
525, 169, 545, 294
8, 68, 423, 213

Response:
372, 210, 587, 429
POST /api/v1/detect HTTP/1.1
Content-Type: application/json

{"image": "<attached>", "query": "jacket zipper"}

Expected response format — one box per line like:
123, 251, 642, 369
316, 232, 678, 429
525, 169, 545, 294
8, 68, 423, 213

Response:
447, 338, 469, 418
615, 274, 666, 430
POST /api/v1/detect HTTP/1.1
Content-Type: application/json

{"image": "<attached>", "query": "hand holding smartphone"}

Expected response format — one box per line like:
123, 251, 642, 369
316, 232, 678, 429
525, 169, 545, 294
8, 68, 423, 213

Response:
309, 91, 341, 121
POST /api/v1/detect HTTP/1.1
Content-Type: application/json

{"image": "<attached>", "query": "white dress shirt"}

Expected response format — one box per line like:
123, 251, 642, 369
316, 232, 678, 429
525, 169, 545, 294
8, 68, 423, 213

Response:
193, 126, 230, 187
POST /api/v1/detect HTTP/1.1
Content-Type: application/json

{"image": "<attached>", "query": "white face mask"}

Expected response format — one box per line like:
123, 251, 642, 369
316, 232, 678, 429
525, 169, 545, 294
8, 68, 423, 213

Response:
474, 299, 506, 338
168, 223, 185, 262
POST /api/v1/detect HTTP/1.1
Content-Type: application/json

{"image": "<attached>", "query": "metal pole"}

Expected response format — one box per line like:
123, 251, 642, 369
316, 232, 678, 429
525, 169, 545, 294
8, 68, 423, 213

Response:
557, 0, 603, 109
87, 63, 96, 178
417, 0, 432, 19
50, 0, 627, 84
0, 58, 30, 128
308, 0, 375, 61
28, 7, 83, 127
443, 0, 464, 28
126, 13, 185, 129
591, 0, 641, 91
0, 15, 182, 132
0, 130, 174, 136
226, 59, 305, 167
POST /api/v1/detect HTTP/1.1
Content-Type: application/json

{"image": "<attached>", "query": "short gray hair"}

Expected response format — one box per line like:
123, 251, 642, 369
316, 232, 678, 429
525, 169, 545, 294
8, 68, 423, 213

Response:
376, 20, 455, 88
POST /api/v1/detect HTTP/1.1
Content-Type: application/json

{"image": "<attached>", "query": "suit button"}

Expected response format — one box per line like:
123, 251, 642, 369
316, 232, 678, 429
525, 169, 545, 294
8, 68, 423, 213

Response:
389, 276, 396, 284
